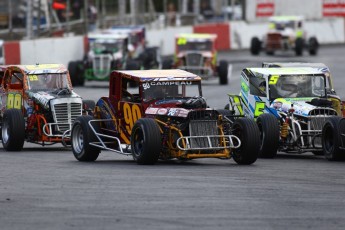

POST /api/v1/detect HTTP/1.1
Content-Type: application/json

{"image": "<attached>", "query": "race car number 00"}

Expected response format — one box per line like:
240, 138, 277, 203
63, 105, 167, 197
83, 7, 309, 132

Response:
123, 103, 142, 133
7, 93, 22, 109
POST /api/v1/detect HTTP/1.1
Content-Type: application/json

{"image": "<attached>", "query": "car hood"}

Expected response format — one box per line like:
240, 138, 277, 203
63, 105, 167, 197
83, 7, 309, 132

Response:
26, 90, 81, 110
271, 97, 326, 116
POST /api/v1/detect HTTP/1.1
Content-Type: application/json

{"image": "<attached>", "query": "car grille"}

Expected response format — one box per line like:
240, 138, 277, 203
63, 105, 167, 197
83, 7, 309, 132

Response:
189, 120, 219, 148
92, 54, 111, 79
309, 109, 337, 131
53, 102, 82, 132
308, 109, 337, 148
185, 53, 203, 74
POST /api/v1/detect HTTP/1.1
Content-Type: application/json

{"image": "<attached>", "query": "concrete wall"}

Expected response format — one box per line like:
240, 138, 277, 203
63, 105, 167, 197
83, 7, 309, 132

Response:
3, 17, 345, 65
19, 36, 84, 67
246, 0, 323, 22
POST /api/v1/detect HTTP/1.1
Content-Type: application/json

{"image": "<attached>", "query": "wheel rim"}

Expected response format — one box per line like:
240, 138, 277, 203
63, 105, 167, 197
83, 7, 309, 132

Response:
2, 118, 9, 144
133, 129, 144, 157
72, 124, 84, 155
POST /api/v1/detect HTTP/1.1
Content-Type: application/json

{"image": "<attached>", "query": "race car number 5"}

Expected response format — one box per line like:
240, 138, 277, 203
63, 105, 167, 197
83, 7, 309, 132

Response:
123, 103, 142, 133
269, 75, 279, 85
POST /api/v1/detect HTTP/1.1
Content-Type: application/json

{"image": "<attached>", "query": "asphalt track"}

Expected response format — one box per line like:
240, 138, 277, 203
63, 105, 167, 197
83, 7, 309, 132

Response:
1, 45, 345, 230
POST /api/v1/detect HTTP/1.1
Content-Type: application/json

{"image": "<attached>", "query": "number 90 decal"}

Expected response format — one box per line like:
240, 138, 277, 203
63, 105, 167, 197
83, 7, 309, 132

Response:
123, 103, 142, 133
7, 93, 22, 109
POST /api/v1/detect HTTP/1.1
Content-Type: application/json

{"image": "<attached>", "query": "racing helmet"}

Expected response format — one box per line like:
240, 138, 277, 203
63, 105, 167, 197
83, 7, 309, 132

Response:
275, 76, 307, 97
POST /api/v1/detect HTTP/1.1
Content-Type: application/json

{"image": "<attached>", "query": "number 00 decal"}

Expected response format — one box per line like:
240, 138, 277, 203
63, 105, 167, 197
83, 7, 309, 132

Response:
7, 93, 22, 109
123, 103, 142, 133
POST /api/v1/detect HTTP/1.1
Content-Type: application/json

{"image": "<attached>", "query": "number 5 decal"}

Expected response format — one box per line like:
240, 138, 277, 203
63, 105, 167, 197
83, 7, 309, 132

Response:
7, 93, 22, 109
123, 103, 142, 133
254, 101, 265, 117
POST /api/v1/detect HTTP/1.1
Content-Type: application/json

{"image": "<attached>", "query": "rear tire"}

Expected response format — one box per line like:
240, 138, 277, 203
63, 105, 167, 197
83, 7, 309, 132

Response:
2, 109, 25, 151
308, 37, 319, 55
218, 60, 228, 85
131, 118, 161, 165
256, 113, 280, 158
295, 38, 304, 56
322, 117, 345, 161
162, 59, 173, 69
231, 118, 260, 165
250, 37, 261, 55
71, 116, 100, 161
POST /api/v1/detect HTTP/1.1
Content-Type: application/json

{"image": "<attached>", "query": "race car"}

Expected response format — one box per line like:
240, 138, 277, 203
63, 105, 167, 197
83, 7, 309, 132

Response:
68, 26, 161, 86
262, 62, 343, 116
71, 69, 260, 165
225, 67, 340, 158
68, 33, 129, 86
105, 25, 162, 70
162, 33, 229, 85
0, 64, 91, 151
250, 16, 319, 56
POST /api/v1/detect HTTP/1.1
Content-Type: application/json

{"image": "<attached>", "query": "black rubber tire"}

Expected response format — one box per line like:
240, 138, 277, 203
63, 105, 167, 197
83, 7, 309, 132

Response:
68, 61, 78, 86
322, 116, 345, 161
266, 50, 275, 55
295, 38, 304, 56
308, 37, 319, 55
250, 37, 261, 55
218, 60, 228, 85
231, 118, 260, 165
162, 59, 173, 69
126, 60, 141, 70
256, 113, 280, 158
131, 118, 161, 165
75, 61, 85, 86
82, 100, 96, 116
71, 115, 100, 161
1, 109, 25, 151
312, 151, 324, 156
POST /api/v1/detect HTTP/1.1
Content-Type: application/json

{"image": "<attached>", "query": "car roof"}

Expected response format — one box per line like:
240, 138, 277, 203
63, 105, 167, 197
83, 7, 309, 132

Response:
115, 69, 201, 81
176, 33, 217, 41
88, 33, 128, 40
269, 16, 303, 22
7, 64, 68, 74
262, 62, 328, 68
248, 67, 324, 76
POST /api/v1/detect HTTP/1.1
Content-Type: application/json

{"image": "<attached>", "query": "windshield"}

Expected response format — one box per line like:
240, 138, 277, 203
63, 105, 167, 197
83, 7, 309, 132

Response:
142, 81, 201, 101
27, 73, 70, 90
273, 21, 295, 30
91, 40, 125, 54
178, 41, 213, 52
269, 75, 326, 99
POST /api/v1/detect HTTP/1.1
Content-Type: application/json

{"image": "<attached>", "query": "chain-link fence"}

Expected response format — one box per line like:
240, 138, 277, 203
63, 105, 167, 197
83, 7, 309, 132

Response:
0, 0, 244, 40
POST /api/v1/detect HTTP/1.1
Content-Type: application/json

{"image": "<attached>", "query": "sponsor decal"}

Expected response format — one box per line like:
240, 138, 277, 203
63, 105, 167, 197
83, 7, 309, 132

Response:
323, 0, 345, 16
256, 0, 274, 17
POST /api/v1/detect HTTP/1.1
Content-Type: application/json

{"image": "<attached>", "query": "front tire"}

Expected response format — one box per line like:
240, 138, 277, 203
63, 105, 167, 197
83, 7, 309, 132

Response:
2, 109, 25, 151
257, 113, 280, 158
71, 116, 100, 161
250, 37, 261, 55
322, 117, 345, 161
231, 118, 260, 165
218, 60, 228, 85
131, 118, 161, 165
295, 38, 304, 56
308, 37, 319, 55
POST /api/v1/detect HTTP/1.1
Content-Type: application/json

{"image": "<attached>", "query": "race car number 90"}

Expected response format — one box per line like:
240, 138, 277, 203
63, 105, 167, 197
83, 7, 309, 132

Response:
123, 103, 142, 133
